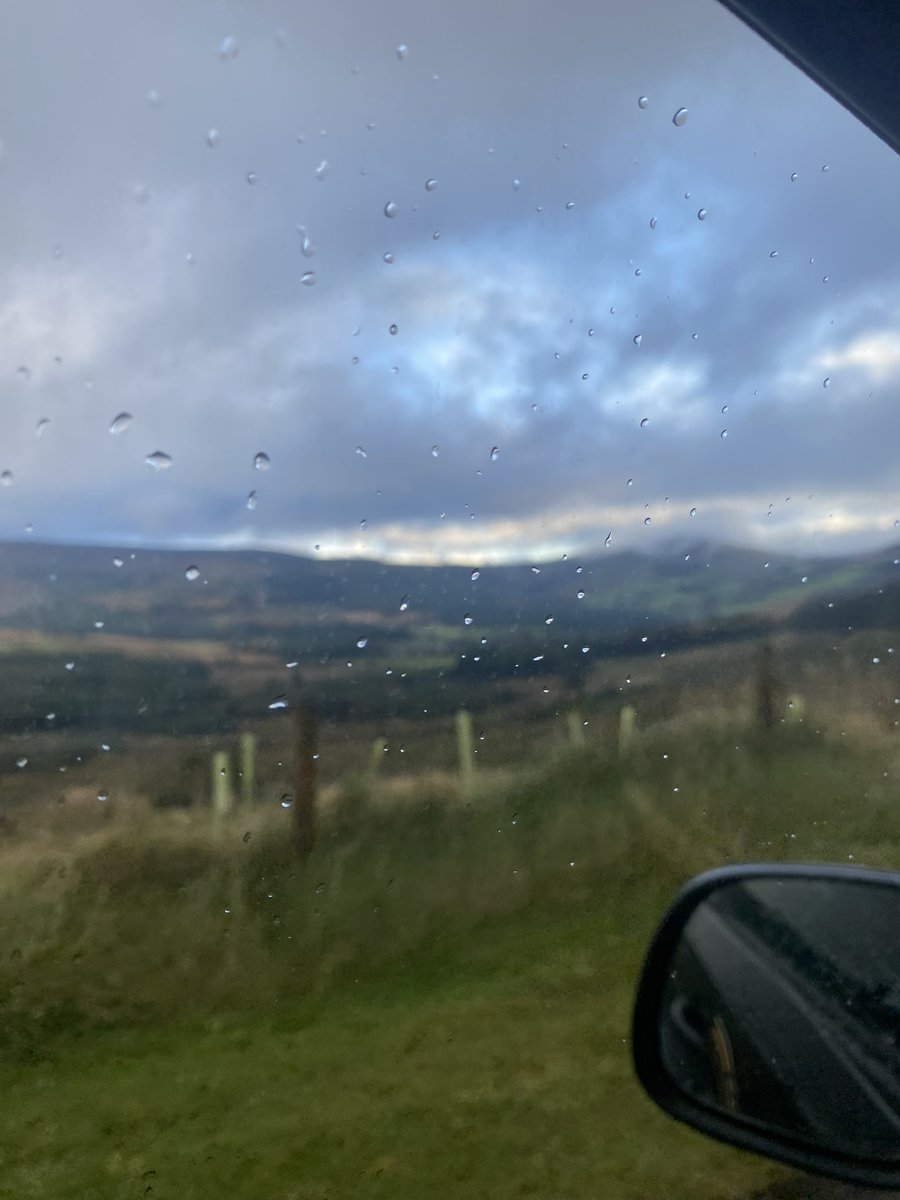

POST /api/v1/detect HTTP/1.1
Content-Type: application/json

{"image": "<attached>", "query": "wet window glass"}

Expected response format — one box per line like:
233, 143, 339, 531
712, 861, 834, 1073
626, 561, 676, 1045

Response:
1, 0, 899, 1195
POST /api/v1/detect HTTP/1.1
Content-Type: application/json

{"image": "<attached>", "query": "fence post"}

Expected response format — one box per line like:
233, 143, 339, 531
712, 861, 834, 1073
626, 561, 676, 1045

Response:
567, 711, 586, 747
239, 732, 256, 808
785, 693, 806, 723
456, 709, 475, 796
756, 640, 778, 732
370, 736, 387, 777
293, 705, 318, 858
211, 750, 233, 821
618, 705, 636, 755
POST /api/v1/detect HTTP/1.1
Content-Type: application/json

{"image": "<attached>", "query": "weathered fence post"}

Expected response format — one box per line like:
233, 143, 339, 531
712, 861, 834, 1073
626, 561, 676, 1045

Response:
211, 750, 233, 820
618, 705, 636, 755
239, 732, 256, 808
567, 710, 586, 747
756, 640, 778, 732
456, 709, 475, 795
370, 736, 387, 777
293, 705, 318, 858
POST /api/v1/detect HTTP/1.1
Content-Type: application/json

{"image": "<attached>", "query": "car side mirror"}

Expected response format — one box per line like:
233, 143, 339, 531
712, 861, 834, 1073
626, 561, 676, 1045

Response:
632, 864, 900, 1188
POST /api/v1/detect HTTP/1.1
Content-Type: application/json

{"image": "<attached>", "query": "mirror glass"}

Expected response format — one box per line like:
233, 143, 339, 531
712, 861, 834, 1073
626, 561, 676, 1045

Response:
660, 875, 900, 1160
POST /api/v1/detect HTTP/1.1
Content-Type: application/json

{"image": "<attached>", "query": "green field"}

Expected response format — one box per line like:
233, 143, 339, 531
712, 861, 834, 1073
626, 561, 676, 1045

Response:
0, 708, 895, 1198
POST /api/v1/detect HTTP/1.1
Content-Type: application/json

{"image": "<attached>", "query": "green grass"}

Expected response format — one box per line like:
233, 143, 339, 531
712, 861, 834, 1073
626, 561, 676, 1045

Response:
0, 721, 897, 1197
0, 901, 789, 1200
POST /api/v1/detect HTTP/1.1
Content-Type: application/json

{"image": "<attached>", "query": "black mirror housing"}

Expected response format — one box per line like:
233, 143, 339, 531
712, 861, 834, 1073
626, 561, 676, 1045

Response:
632, 863, 900, 1189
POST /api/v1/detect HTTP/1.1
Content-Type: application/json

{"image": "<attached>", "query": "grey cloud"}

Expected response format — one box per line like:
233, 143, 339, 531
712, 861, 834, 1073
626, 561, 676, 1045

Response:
0, 0, 899, 563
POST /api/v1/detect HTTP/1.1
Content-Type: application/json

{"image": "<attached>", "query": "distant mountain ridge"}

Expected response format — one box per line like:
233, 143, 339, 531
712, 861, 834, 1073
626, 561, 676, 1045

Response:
0, 537, 896, 642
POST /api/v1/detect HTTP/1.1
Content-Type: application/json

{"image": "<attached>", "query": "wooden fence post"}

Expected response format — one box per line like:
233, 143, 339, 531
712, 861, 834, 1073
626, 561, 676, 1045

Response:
618, 705, 636, 755
567, 711, 586, 747
211, 750, 233, 821
239, 732, 256, 808
785, 693, 806, 723
293, 705, 318, 857
756, 640, 778, 732
456, 710, 475, 796
370, 736, 387, 777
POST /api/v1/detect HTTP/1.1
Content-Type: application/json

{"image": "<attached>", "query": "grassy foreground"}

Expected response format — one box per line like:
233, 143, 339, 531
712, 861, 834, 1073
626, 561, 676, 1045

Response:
0, 721, 894, 1197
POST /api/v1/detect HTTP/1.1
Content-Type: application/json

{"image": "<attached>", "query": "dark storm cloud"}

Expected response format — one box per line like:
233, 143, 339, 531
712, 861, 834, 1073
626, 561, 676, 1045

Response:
0, 0, 898, 563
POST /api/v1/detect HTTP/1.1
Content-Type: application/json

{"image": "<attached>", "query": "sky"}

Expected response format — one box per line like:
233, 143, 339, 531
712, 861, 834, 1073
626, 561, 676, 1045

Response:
1, 0, 899, 565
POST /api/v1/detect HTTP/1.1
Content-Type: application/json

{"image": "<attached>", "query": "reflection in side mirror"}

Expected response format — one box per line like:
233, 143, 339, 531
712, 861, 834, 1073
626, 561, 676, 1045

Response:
632, 864, 900, 1189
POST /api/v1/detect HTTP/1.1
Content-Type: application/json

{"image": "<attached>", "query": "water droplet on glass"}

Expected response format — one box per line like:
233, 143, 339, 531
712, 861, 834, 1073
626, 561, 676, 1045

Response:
649, 217, 658, 229
65, 661, 75, 671
113, 558, 124, 568
633, 334, 643, 347
400, 595, 410, 611
470, 569, 480, 581
431, 445, 440, 458
185, 566, 200, 582
299, 233, 316, 258
425, 178, 438, 192
97, 790, 109, 803
206, 128, 220, 149
359, 518, 367, 530
301, 271, 317, 287
638, 95, 649, 109
672, 107, 688, 127
389, 323, 398, 335
247, 490, 258, 510
690, 507, 697, 517
384, 201, 398, 218
643, 516, 652, 526
490, 446, 499, 462
640, 417, 649, 429
245, 171, 258, 185
356, 637, 368, 650
604, 532, 612, 549
823, 377, 830, 388
396, 43, 409, 60
790, 172, 798, 182
769, 249, 779, 258
463, 613, 473, 626
512, 178, 521, 190
16, 757, 27, 769
720, 429, 728, 439
697, 208, 707, 220
218, 35, 239, 60
315, 159, 330, 180
626, 478, 633, 487
821, 163, 829, 173
145, 451, 172, 471
254, 452, 271, 471
280, 794, 294, 808
109, 412, 132, 435
544, 615, 554, 625
576, 590, 585, 600
36, 418, 50, 437
16, 365, 31, 382
268, 696, 288, 710
565, 200, 575, 210
355, 446, 367, 458
383, 251, 394, 264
